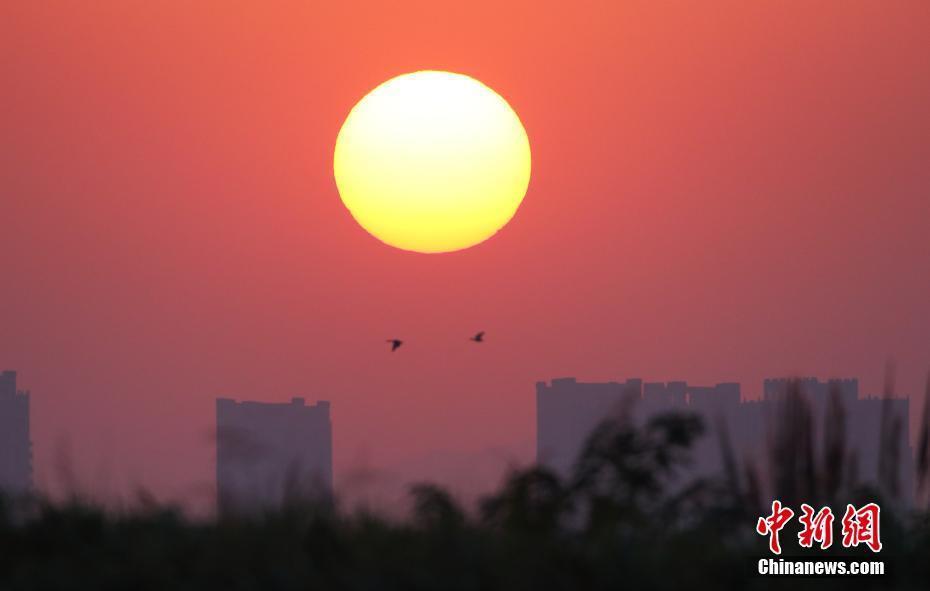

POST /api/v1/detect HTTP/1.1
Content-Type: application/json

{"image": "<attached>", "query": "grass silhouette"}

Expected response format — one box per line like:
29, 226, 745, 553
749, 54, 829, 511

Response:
2, 376, 930, 589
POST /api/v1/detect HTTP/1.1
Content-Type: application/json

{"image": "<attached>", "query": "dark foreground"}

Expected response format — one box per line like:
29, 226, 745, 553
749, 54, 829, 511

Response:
2, 387, 929, 590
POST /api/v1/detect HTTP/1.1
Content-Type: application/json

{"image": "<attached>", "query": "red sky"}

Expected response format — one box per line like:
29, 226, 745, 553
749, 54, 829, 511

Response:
2, 2, 929, 512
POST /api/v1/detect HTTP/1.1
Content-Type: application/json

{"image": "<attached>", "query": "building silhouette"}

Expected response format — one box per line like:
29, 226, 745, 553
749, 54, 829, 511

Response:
0, 371, 32, 496
537, 376, 913, 500
216, 397, 332, 514
536, 377, 643, 478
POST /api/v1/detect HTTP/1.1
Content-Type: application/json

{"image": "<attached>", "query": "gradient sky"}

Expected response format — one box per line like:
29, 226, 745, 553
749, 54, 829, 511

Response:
2, 1, 929, 512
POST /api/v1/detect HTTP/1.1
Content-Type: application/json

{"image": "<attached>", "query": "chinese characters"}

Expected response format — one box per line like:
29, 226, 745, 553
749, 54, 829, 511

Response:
756, 501, 882, 554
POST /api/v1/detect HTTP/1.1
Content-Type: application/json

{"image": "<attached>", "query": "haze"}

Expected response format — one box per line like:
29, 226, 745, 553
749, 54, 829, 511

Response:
2, 2, 928, 511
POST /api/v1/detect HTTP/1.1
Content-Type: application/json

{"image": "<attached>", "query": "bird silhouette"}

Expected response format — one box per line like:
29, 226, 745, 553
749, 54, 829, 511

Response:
470, 331, 485, 343
386, 339, 403, 352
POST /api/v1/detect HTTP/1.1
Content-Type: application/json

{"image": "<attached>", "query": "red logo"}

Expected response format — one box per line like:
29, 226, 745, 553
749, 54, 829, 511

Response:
756, 500, 794, 555
841, 503, 882, 553
757, 501, 881, 554
798, 504, 834, 550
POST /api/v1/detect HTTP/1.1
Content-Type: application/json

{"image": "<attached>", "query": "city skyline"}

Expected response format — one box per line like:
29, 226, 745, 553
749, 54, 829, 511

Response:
2, 367, 921, 509
537, 376, 913, 504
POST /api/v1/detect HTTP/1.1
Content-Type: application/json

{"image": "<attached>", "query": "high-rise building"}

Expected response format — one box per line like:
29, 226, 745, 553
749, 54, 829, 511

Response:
536, 377, 643, 476
0, 370, 32, 496
216, 397, 332, 514
536, 377, 742, 476
536, 376, 914, 501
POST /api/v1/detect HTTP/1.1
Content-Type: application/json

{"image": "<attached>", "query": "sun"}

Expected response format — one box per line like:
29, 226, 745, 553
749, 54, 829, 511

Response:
334, 71, 531, 254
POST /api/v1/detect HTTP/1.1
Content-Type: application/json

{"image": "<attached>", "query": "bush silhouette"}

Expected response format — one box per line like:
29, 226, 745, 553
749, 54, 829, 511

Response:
2, 385, 930, 590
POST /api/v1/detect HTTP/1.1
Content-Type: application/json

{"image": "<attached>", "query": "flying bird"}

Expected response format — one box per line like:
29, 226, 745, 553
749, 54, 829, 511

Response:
470, 331, 485, 343
386, 339, 403, 352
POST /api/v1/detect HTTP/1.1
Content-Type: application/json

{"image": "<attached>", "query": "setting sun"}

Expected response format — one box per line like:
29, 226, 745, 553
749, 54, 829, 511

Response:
334, 71, 531, 253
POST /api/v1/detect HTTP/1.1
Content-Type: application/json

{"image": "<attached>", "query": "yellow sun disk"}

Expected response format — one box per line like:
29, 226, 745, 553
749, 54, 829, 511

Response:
334, 71, 531, 253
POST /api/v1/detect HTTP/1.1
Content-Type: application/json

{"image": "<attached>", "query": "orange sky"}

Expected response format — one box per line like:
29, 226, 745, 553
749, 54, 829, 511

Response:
2, 1, 929, 511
